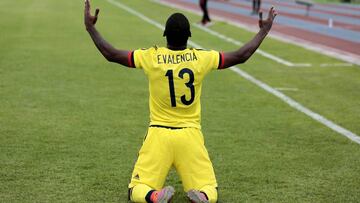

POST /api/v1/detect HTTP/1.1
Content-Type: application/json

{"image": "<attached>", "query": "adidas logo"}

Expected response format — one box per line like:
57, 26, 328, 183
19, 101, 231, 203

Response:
133, 174, 140, 180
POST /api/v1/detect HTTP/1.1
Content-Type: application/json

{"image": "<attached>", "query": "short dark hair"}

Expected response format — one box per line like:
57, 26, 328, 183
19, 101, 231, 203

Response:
163, 13, 192, 47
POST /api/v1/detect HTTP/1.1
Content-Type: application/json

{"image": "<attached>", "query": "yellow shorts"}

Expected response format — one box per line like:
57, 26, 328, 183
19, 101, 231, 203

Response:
128, 126, 217, 192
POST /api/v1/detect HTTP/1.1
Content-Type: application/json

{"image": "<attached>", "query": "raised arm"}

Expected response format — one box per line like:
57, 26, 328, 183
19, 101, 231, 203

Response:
84, 0, 131, 67
222, 7, 277, 69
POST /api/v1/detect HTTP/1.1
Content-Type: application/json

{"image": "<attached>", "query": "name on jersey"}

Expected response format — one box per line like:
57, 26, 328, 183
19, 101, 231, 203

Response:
157, 53, 198, 64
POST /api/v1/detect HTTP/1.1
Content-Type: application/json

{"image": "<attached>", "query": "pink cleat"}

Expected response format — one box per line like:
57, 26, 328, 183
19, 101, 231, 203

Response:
187, 190, 209, 203
151, 186, 175, 203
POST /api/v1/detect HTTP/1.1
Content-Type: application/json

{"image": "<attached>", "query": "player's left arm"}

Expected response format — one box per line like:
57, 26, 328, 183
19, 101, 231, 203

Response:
221, 7, 277, 69
84, 0, 131, 67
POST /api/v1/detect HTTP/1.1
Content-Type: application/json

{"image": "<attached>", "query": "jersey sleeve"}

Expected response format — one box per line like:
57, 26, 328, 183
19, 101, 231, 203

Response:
201, 50, 225, 74
131, 48, 153, 73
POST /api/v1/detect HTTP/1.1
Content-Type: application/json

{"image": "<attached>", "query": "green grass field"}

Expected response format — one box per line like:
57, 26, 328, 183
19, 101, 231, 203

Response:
1, 0, 360, 202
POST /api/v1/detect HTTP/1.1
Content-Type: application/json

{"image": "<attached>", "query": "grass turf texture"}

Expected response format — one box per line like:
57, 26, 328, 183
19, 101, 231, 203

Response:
1, 0, 360, 202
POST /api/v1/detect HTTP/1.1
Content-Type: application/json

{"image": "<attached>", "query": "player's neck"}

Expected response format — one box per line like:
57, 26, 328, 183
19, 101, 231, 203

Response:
167, 44, 187, 51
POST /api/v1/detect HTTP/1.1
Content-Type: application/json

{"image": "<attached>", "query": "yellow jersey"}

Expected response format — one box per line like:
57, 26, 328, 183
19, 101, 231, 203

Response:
129, 46, 224, 129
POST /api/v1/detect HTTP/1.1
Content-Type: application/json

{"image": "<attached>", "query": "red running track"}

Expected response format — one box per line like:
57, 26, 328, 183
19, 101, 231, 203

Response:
162, 0, 360, 57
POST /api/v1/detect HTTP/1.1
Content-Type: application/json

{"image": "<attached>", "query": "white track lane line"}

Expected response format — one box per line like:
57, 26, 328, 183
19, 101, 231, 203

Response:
106, 0, 360, 145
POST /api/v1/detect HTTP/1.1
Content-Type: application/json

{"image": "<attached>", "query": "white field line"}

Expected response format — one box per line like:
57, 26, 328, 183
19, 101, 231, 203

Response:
275, 87, 299, 91
229, 67, 360, 145
193, 23, 311, 67
320, 63, 354, 67
154, 0, 360, 67
106, 0, 360, 145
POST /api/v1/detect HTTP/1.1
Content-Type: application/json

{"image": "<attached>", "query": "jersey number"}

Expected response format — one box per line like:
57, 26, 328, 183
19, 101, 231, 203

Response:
165, 68, 195, 107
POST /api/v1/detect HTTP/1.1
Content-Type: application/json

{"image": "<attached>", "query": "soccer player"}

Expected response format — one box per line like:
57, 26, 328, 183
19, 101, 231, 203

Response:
84, 0, 276, 202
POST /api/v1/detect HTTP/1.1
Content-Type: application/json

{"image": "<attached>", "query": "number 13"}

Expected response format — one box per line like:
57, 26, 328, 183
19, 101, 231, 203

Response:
165, 68, 195, 107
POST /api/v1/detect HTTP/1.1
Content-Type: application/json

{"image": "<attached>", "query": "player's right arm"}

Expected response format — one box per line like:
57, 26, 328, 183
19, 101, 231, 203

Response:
84, 0, 131, 67
221, 7, 277, 69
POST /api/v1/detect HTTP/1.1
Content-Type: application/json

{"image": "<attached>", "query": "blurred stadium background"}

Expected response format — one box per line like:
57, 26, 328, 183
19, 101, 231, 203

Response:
0, 0, 359, 202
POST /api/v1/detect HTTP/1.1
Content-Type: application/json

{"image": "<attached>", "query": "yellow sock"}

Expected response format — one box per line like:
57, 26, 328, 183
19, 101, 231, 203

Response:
200, 185, 218, 203
130, 184, 154, 203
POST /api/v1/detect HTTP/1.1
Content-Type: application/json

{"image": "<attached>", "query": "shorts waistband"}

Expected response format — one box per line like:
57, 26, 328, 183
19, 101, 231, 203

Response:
149, 125, 186, 130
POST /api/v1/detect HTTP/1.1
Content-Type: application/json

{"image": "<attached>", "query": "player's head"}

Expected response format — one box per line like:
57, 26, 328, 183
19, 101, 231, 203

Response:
163, 13, 191, 48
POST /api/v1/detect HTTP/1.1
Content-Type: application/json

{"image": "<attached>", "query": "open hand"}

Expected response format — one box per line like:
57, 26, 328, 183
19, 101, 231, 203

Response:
84, 0, 100, 29
258, 7, 277, 33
